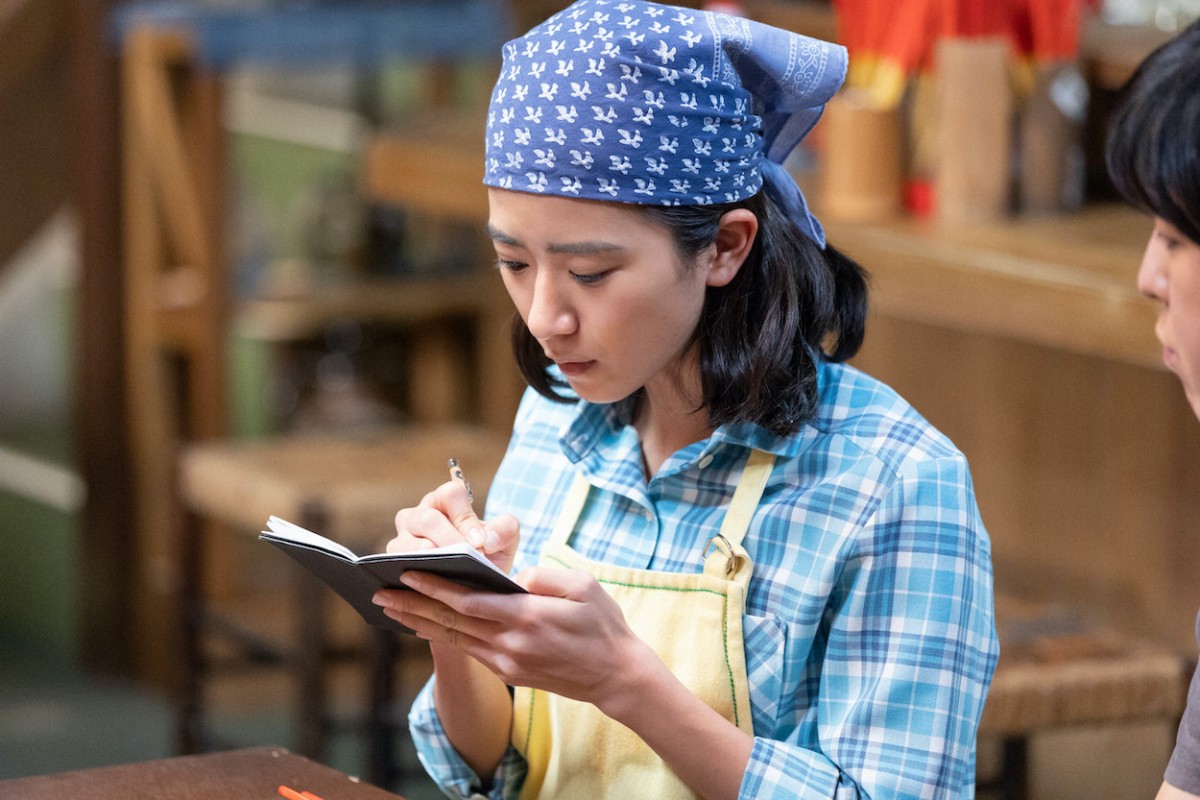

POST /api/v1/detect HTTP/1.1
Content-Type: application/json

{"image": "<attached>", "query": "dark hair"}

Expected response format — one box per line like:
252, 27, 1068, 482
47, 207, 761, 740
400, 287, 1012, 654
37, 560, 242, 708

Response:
1106, 19, 1200, 244
511, 190, 869, 435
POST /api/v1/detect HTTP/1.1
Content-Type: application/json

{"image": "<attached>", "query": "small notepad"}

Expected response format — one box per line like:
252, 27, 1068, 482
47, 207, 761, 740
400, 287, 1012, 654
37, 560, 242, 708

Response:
260, 516, 524, 634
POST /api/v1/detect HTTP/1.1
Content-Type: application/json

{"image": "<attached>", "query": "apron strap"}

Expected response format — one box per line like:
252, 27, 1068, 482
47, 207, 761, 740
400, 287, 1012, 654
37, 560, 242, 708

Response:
548, 471, 591, 548
703, 448, 774, 581
714, 448, 774, 551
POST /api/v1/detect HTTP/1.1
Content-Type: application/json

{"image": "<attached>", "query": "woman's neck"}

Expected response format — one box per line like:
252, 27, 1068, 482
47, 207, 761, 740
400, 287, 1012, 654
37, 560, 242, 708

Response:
633, 359, 711, 479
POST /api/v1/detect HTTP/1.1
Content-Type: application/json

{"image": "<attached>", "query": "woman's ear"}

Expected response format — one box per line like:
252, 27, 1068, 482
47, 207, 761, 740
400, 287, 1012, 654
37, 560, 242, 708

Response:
705, 208, 758, 287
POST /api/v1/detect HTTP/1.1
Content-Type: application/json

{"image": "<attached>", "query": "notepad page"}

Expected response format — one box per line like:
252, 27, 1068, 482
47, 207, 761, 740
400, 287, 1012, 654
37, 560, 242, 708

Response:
264, 515, 359, 561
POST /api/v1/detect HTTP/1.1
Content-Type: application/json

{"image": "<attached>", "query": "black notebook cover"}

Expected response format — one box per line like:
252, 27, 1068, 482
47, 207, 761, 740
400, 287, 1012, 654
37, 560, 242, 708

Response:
260, 516, 525, 634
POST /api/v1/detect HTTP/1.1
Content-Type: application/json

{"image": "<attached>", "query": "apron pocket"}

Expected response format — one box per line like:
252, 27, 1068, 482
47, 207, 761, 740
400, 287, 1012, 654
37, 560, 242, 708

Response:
742, 611, 791, 735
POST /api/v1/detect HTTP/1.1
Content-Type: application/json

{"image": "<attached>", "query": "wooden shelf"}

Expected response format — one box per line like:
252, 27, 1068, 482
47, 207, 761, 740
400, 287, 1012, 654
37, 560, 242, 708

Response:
235, 272, 504, 342
362, 113, 488, 223
824, 205, 1159, 370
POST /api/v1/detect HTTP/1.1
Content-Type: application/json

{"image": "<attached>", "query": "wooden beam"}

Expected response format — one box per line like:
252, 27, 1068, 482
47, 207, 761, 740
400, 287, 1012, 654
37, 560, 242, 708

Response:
70, 0, 136, 677
0, 52, 69, 270
0, 0, 69, 99
0, 0, 70, 269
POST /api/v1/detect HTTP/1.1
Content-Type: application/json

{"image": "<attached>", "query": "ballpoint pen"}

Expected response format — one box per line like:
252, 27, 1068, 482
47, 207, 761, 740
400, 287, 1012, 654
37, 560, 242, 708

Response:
448, 456, 474, 506
449, 456, 489, 550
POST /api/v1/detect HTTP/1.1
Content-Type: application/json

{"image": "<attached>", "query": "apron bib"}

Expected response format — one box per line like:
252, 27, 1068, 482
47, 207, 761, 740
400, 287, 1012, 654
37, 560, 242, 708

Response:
512, 449, 775, 799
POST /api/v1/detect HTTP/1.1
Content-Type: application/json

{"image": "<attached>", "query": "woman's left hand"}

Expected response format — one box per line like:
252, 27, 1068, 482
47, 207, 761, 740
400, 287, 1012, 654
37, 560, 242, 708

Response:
375, 565, 651, 706
378, 566, 757, 800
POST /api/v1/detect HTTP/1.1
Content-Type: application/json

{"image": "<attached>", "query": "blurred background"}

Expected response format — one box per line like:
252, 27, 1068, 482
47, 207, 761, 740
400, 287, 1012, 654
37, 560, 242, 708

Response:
1, 0, 1198, 798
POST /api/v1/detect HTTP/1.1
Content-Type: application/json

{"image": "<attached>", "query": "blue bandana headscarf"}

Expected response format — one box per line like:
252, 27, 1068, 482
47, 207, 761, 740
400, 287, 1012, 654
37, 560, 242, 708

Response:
483, 0, 847, 246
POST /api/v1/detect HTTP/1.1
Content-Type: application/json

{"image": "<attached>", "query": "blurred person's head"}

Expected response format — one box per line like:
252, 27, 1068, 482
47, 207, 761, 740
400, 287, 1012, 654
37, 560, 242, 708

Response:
1106, 20, 1200, 421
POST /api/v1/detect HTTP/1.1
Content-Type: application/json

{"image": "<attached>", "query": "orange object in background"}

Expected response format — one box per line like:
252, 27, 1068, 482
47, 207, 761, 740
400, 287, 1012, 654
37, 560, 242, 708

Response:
829, 0, 1095, 219
833, 0, 1091, 106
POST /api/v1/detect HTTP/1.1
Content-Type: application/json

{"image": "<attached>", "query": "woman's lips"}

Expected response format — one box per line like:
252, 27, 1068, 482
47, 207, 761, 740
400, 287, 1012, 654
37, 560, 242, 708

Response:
556, 360, 595, 376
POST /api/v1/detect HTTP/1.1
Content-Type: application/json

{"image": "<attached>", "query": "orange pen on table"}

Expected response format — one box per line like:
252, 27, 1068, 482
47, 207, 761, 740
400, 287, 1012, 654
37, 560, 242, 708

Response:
278, 785, 325, 800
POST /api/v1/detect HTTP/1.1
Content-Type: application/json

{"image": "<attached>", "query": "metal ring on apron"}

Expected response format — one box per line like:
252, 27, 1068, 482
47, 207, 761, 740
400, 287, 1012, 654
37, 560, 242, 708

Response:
702, 533, 743, 578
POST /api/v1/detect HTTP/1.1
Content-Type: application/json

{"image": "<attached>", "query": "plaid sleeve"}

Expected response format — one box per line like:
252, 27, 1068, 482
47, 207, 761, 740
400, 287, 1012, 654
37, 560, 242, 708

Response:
741, 453, 999, 799
408, 677, 528, 800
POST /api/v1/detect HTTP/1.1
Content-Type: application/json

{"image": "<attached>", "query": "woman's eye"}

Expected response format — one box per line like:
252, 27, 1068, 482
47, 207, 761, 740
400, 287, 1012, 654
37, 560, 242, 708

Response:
571, 270, 609, 285
1157, 232, 1182, 251
494, 257, 528, 272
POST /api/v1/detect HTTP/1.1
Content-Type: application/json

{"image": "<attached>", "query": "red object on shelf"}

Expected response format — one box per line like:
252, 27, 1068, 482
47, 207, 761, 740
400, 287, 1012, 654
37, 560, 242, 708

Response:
904, 178, 936, 217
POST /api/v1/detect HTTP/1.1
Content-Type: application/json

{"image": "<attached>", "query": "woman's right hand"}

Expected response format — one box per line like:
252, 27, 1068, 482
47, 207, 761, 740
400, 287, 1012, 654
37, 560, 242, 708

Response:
386, 480, 521, 574
380, 479, 521, 779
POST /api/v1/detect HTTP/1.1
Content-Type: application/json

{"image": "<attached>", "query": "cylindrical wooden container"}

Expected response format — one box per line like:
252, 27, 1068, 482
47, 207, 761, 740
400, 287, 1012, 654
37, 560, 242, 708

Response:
934, 37, 1014, 223
818, 88, 905, 222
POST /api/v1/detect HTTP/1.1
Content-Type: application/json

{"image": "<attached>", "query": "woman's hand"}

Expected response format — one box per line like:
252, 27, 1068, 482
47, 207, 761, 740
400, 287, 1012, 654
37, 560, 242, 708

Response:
385, 480, 520, 573
374, 565, 650, 707
376, 479, 523, 778
375, 567, 756, 800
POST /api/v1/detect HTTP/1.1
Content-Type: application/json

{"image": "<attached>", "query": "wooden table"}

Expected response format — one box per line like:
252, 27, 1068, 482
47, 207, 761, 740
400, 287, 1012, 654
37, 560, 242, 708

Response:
0, 747, 406, 800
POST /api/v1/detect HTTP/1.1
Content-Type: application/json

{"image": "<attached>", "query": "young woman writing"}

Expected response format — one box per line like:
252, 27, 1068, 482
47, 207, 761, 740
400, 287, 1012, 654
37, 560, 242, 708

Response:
372, 2, 999, 797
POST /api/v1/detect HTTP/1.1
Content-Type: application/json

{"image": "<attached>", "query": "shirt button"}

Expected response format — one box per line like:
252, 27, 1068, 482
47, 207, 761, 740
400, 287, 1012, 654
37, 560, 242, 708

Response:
643, 508, 654, 521
698, 455, 714, 469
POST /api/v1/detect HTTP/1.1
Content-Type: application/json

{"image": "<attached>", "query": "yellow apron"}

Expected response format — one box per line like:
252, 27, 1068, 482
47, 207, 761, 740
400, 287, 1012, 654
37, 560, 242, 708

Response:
512, 449, 775, 799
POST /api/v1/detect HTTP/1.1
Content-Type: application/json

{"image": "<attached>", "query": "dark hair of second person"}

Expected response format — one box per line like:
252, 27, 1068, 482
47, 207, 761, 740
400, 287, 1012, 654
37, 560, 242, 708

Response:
1106, 19, 1200, 244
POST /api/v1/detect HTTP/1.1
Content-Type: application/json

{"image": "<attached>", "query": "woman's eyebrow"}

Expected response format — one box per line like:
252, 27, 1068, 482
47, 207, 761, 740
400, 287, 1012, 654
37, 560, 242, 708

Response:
486, 224, 626, 255
546, 240, 625, 255
486, 224, 521, 247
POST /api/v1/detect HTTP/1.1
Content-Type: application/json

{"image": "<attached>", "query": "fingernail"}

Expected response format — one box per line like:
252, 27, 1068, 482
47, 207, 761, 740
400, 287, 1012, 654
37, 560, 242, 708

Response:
466, 527, 485, 548
372, 592, 390, 608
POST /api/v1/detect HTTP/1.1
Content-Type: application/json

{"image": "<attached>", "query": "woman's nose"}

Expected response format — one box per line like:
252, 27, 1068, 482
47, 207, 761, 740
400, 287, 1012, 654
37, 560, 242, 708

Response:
1137, 237, 1168, 302
525, 275, 576, 340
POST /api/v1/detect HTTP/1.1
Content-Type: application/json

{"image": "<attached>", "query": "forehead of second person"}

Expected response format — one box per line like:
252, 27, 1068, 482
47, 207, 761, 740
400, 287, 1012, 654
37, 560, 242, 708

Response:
486, 189, 685, 265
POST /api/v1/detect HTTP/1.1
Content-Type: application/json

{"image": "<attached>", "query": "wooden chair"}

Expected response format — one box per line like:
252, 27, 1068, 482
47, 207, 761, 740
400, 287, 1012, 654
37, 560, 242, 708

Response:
114, 2, 519, 788
178, 424, 510, 788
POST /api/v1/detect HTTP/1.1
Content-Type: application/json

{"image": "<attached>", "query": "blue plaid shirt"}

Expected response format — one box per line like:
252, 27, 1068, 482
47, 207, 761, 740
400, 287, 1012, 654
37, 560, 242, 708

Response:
409, 360, 998, 799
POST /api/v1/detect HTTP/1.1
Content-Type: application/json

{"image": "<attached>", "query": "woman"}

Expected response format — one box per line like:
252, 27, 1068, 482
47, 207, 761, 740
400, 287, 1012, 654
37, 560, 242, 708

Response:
1106, 18, 1200, 800
372, 1, 998, 797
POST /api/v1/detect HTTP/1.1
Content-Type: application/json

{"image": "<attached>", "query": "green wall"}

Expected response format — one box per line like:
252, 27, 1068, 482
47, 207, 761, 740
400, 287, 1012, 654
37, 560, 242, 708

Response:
0, 488, 78, 663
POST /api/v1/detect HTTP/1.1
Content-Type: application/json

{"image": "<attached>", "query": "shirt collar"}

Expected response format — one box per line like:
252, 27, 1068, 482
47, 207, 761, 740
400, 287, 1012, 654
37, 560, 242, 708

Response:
558, 385, 821, 475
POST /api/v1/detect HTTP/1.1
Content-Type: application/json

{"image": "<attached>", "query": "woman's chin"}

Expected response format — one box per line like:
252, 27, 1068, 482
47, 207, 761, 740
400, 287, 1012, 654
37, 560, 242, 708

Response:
562, 376, 631, 406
